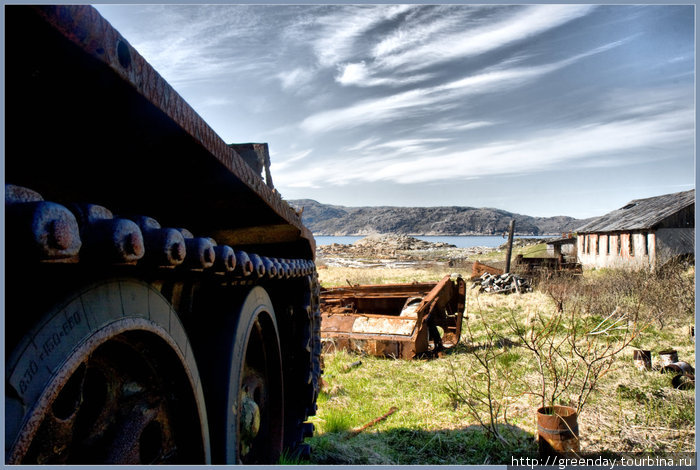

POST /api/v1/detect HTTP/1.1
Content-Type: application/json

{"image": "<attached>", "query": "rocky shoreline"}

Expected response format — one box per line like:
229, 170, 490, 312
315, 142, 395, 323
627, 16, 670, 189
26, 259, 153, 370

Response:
315, 233, 548, 269
316, 234, 491, 268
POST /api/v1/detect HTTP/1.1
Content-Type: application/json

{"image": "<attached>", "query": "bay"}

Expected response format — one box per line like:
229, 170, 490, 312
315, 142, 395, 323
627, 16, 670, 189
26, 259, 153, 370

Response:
314, 235, 551, 249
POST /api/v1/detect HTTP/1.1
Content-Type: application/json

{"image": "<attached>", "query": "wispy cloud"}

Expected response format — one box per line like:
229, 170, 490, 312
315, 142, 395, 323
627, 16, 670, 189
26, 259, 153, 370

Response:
301, 40, 627, 133
419, 120, 498, 134
384, 5, 595, 71
342, 137, 383, 153
371, 7, 465, 59
311, 4, 415, 68
272, 149, 313, 171
335, 62, 435, 87
277, 100, 693, 189
373, 110, 691, 184
277, 67, 317, 90
103, 5, 282, 87
335, 5, 596, 87
376, 138, 451, 150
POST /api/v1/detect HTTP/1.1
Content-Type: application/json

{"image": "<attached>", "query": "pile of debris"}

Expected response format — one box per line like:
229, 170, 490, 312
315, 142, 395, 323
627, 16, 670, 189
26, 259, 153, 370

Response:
472, 272, 532, 294
319, 234, 455, 257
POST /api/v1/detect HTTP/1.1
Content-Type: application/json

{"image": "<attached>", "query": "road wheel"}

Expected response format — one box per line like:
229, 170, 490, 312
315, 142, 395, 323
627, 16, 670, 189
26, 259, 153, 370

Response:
5, 279, 210, 464
198, 286, 284, 464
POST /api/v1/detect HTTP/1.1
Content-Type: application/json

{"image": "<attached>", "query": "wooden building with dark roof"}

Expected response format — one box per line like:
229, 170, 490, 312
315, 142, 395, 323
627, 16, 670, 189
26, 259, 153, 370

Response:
575, 189, 694, 269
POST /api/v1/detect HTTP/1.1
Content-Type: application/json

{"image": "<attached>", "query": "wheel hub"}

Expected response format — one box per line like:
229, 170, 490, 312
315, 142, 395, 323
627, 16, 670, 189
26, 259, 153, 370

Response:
239, 375, 264, 457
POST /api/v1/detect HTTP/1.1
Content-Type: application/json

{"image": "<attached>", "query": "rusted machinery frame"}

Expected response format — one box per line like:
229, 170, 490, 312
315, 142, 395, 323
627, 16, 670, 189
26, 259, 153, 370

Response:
320, 275, 465, 359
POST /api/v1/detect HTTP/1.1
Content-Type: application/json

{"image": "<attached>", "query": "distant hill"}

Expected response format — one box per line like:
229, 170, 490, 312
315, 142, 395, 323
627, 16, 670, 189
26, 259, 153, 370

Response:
288, 199, 592, 236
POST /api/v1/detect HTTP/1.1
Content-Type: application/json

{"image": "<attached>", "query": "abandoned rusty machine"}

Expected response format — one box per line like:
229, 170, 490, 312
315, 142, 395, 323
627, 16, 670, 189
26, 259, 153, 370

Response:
5, 5, 321, 464
320, 275, 466, 359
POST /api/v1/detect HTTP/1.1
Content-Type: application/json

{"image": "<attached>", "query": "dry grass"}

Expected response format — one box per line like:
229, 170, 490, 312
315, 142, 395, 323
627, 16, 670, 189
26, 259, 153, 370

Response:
317, 265, 450, 287
308, 263, 695, 464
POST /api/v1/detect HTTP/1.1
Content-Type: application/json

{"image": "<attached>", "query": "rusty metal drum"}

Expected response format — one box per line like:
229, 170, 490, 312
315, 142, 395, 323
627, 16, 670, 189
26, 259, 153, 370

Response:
537, 405, 580, 456
633, 349, 652, 371
658, 349, 679, 368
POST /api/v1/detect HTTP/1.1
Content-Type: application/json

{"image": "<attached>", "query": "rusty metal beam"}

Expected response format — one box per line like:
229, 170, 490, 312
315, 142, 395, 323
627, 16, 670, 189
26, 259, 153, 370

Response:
211, 224, 303, 247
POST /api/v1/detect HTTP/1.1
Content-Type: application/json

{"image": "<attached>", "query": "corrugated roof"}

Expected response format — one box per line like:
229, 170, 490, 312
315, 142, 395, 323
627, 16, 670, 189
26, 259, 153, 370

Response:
576, 189, 695, 233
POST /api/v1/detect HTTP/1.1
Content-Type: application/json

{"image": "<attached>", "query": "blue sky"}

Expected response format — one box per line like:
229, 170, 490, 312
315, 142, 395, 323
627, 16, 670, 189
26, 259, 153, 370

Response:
95, 4, 694, 219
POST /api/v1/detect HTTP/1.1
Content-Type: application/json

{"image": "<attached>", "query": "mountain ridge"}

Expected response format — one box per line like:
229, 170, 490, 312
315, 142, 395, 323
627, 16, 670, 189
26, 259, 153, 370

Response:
289, 199, 593, 236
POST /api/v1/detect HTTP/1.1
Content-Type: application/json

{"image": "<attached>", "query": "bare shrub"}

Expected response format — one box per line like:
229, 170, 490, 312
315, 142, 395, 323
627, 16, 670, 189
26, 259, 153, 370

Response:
644, 261, 695, 328
445, 319, 521, 446
506, 304, 641, 414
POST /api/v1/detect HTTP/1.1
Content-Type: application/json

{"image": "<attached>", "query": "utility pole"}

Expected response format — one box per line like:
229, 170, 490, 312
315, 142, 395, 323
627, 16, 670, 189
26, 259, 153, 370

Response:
505, 219, 515, 273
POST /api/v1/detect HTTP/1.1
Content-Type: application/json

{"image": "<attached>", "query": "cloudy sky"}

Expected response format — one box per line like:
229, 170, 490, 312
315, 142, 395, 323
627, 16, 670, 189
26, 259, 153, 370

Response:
95, 4, 694, 218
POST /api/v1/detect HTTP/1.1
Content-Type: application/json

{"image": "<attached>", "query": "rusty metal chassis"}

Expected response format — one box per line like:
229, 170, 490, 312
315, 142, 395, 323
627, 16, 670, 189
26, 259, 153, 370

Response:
320, 275, 465, 359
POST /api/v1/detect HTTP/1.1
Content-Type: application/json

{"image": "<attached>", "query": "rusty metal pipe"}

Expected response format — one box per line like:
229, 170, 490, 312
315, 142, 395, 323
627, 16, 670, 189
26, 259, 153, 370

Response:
6, 200, 82, 261
233, 250, 254, 277
128, 216, 186, 267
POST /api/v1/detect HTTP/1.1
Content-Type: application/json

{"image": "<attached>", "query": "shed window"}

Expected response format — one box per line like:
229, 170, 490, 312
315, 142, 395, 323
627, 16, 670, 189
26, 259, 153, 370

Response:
606, 235, 610, 255
617, 234, 621, 255
643, 232, 649, 255
629, 233, 634, 256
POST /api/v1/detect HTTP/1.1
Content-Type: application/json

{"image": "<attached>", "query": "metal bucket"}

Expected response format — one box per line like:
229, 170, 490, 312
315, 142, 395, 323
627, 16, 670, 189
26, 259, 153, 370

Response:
537, 405, 579, 456
658, 350, 679, 368
633, 349, 651, 371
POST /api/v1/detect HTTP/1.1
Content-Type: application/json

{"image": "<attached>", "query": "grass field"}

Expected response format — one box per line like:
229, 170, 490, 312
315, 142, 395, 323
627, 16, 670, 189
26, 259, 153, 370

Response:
302, 263, 696, 464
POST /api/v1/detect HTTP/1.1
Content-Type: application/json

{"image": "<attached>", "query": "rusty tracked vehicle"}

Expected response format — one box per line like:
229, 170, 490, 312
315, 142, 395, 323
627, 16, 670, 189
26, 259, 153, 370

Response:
320, 275, 466, 359
5, 5, 321, 464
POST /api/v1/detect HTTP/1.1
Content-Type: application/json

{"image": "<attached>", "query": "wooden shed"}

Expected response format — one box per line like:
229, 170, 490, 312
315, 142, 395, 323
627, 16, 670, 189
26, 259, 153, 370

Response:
547, 236, 577, 259
575, 190, 694, 270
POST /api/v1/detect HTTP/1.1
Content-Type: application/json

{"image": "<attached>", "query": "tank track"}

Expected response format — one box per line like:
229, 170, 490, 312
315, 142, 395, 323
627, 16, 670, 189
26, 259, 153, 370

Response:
5, 183, 320, 462
5, 184, 315, 279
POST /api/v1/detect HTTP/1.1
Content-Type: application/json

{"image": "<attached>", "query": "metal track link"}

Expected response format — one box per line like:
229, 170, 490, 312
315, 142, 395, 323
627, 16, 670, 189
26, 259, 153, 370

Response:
5, 184, 315, 278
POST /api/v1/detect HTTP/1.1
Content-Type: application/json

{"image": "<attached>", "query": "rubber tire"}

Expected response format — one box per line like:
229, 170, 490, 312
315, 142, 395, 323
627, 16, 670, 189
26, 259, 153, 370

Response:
198, 286, 284, 464
5, 278, 210, 464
